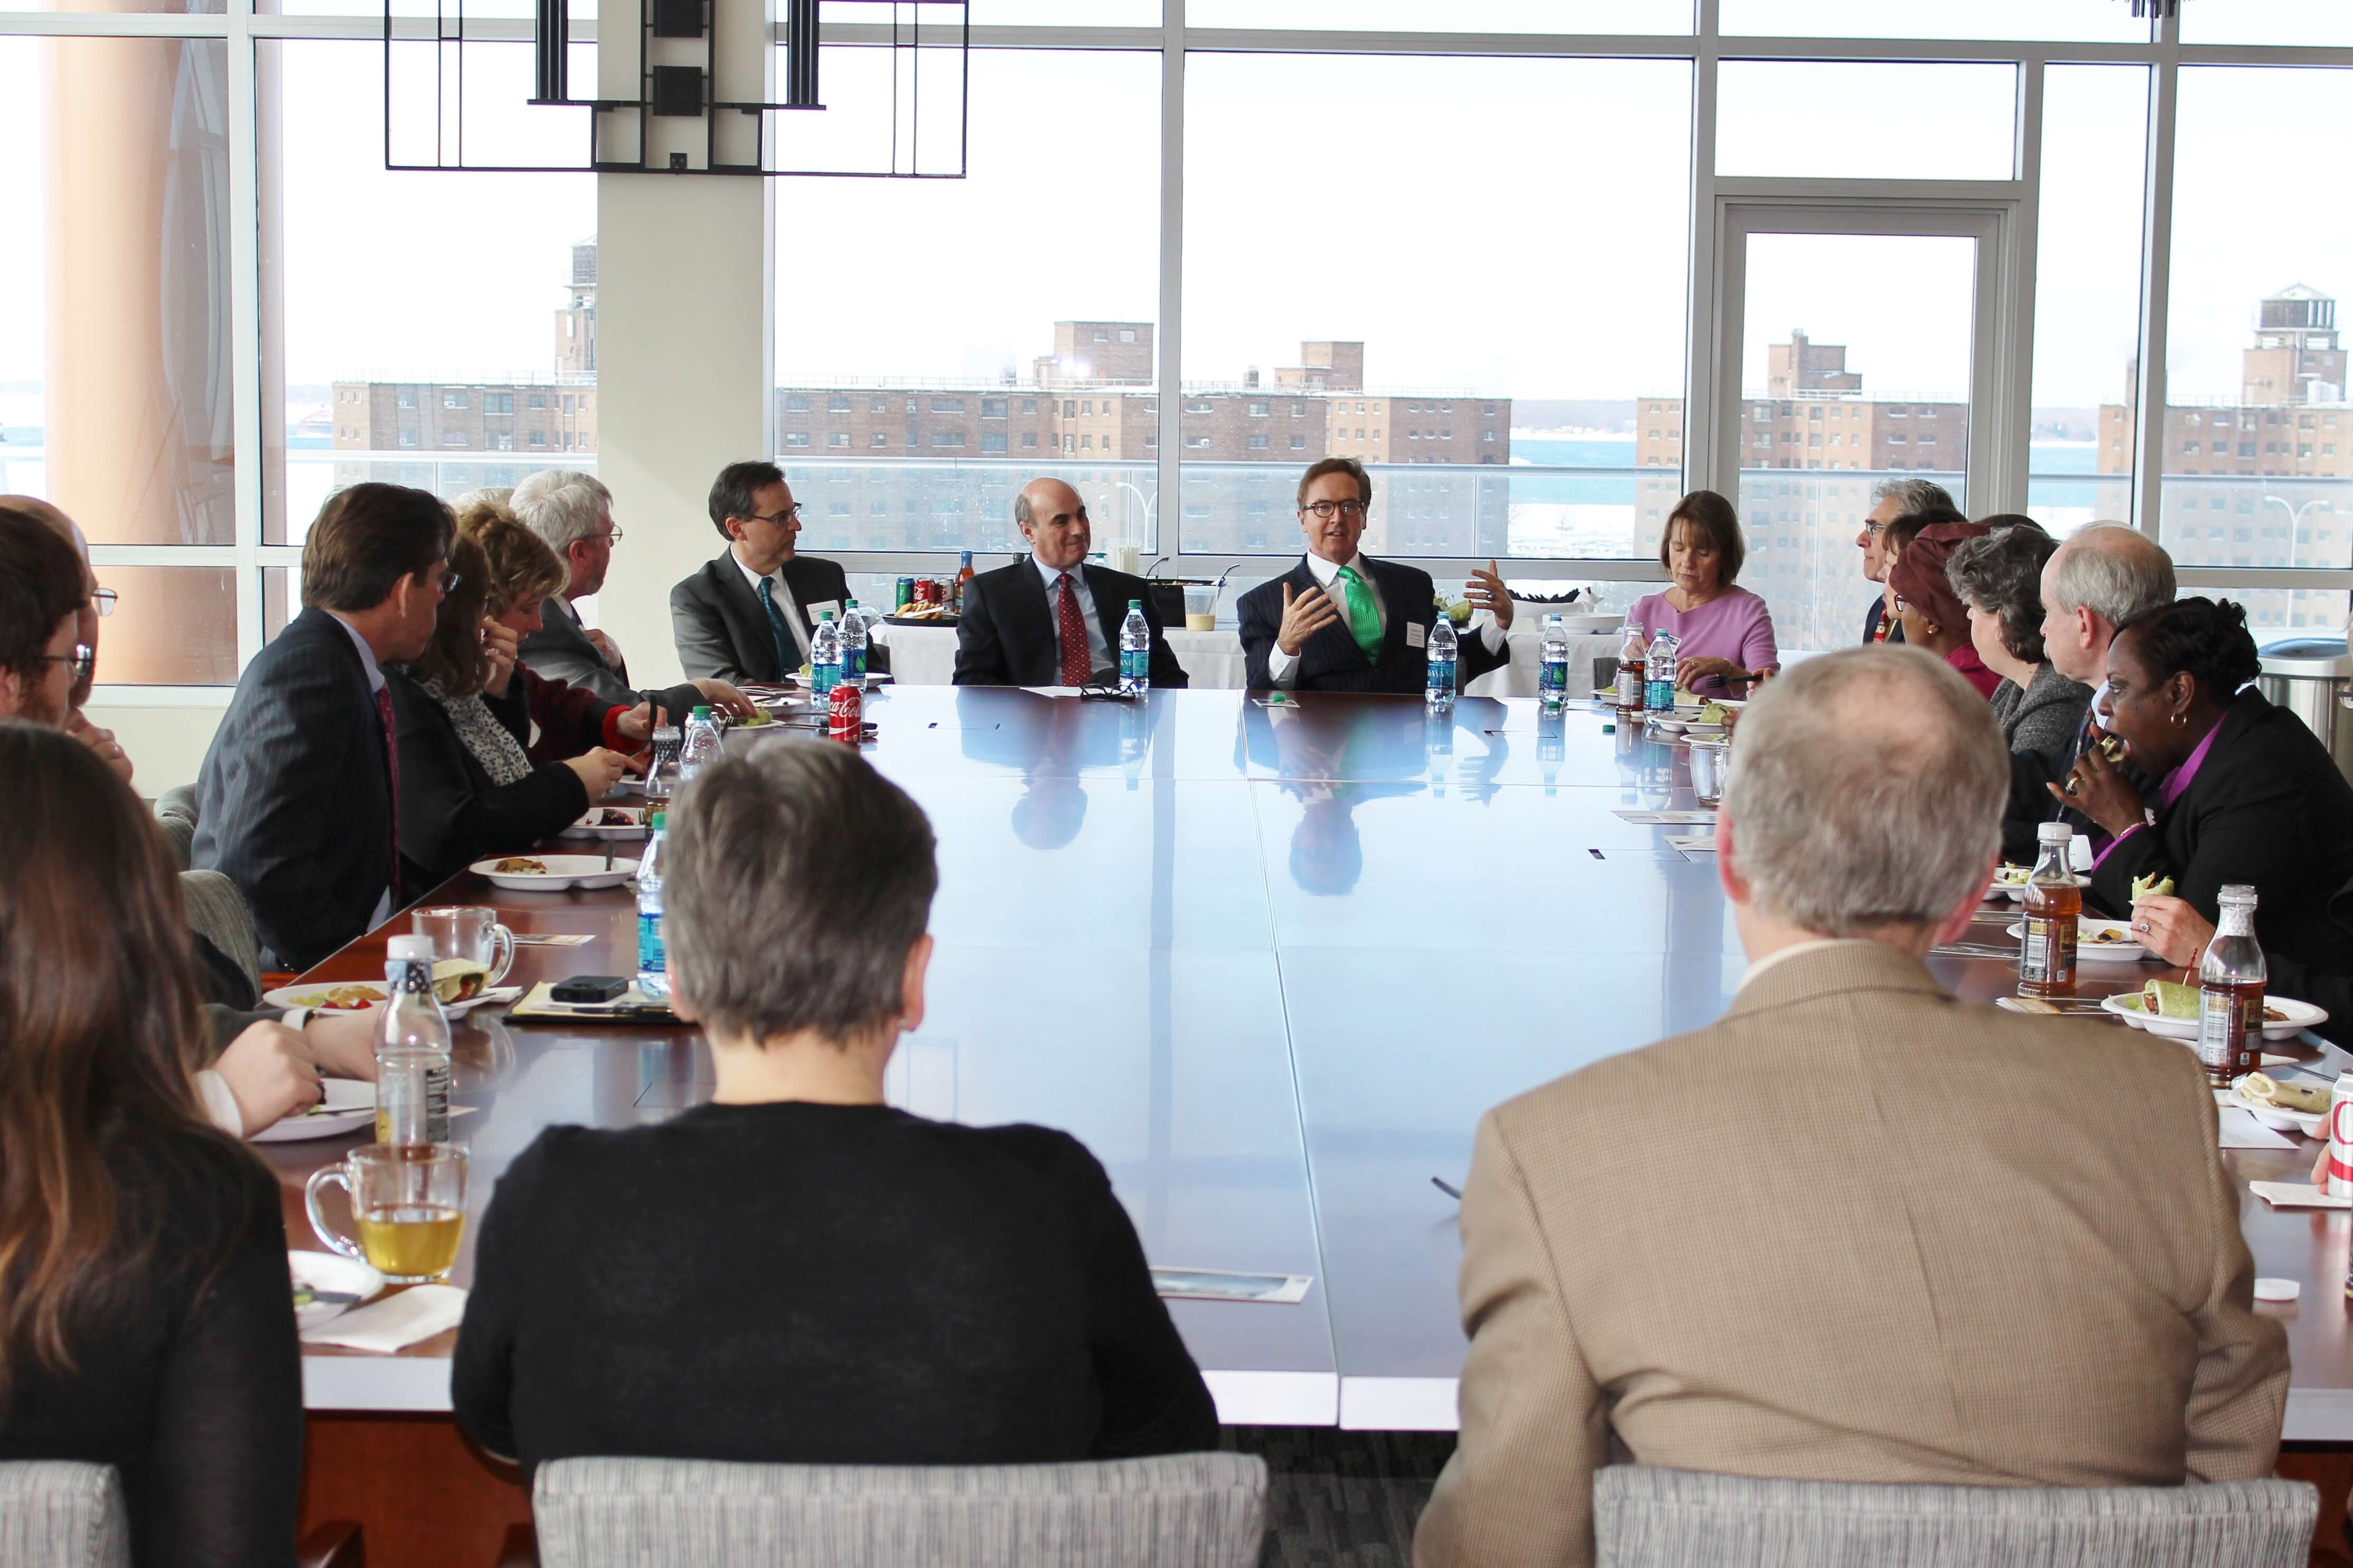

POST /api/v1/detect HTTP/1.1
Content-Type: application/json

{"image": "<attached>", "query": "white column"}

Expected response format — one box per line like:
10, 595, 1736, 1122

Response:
591, 173, 773, 689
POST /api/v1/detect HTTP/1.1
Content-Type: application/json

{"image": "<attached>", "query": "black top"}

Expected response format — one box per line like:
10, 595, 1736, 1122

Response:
452, 1102, 1220, 1477
1235, 556, 1508, 695
953, 561, 1188, 689
385, 668, 590, 887
2264, 874, 2353, 1048
0, 1133, 302, 1568
670, 551, 867, 686
2088, 689, 2353, 988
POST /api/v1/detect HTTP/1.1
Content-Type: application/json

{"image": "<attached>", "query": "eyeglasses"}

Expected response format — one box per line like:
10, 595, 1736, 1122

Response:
748, 505, 803, 527
34, 644, 96, 683
1861, 522, 1889, 537
602, 525, 626, 546
1891, 595, 1911, 613
1301, 500, 1369, 521
90, 587, 118, 617
436, 568, 462, 595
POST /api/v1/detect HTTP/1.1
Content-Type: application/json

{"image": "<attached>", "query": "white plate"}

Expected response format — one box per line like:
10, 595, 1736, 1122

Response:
289, 1249, 384, 1331
469, 854, 640, 891
2231, 1082, 2328, 1137
1554, 612, 1624, 634
2005, 917, 2147, 964
2104, 990, 2328, 1043
261, 984, 515, 1017
560, 806, 650, 839
1986, 872, 2092, 901
252, 1078, 376, 1143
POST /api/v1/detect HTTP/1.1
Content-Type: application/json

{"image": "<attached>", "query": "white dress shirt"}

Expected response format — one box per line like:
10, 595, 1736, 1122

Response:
330, 613, 395, 931
1034, 556, 1111, 677
735, 552, 813, 664
1265, 553, 1504, 688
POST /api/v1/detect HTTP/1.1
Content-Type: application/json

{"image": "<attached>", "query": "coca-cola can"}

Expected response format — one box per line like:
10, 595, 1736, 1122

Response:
2329, 1073, 2353, 1198
827, 679, 863, 743
913, 578, 937, 606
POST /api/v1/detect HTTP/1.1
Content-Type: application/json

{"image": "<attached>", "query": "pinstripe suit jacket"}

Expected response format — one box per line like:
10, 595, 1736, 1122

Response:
194, 607, 424, 973
1415, 940, 2289, 1568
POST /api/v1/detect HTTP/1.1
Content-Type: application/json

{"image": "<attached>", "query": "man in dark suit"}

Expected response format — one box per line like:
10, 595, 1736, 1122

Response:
1235, 457, 1513, 695
953, 478, 1187, 689
671, 461, 871, 686
196, 482, 448, 972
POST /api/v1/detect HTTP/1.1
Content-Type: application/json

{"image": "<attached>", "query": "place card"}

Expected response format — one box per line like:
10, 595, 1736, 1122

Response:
1615, 810, 1716, 825
2251, 1182, 2350, 1210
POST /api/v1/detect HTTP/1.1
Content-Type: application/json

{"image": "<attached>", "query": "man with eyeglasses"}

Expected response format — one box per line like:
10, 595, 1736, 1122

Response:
954, 478, 1186, 689
1238, 457, 1514, 695
1, 493, 130, 780
674, 461, 879, 687
1855, 479, 1955, 645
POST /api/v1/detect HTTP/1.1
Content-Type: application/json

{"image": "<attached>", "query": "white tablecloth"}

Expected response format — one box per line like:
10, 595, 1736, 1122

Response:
872, 622, 1623, 696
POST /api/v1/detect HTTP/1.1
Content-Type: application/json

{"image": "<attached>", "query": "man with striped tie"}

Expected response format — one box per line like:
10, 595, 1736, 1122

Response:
1237, 457, 1514, 695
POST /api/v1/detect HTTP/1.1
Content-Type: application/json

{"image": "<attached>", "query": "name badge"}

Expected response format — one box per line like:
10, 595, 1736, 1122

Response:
1405, 622, 1427, 650
807, 599, 841, 622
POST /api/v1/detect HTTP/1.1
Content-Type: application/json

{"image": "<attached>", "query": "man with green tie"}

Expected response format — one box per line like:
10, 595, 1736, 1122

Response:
1237, 457, 1515, 694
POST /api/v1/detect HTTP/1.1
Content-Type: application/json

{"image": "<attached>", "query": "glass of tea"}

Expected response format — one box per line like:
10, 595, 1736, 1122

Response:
304, 1143, 468, 1284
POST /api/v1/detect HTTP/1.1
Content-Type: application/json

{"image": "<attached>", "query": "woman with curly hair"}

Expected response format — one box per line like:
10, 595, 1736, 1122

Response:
1945, 518, 2090, 759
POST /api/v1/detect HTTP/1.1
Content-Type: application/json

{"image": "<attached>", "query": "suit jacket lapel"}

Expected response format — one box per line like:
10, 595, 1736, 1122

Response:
713, 553, 785, 681
1084, 566, 1128, 656
1364, 557, 1412, 668
1008, 562, 1057, 683
1307, 555, 1377, 670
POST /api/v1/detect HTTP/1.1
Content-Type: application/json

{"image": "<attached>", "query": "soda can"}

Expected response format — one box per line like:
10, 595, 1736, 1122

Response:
894, 576, 916, 611
2329, 1072, 2353, 1198
827, 678, 863, 744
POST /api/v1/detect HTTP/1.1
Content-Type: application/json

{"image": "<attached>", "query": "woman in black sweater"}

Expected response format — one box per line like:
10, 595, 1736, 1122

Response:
2063, 598, 2353, 1001
453, 739, 1219, 1475
0, 724, 301, 1567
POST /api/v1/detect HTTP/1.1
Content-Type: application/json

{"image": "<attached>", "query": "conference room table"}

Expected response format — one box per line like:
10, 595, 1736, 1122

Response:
269, 684, 2353, 1563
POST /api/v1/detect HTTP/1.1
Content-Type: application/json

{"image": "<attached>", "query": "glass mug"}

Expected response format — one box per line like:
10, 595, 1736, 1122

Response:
411, 906, 515, 987
306, 1143, 469, 1284
1688, 737, 1733, 807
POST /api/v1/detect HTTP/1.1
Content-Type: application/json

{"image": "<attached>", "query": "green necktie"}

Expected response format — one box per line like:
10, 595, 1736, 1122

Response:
1335, 566, 1382, 663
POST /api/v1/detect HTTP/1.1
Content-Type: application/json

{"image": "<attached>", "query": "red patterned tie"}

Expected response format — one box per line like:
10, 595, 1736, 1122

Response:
375, 684, 403, 902
1057, 573, 1091, 686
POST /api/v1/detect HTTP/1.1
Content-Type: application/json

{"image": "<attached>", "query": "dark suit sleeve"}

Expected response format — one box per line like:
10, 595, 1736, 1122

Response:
1139, 593, 1188, 690
1459, 614, 1510, 685
520, 604, 642, 712
671, 575, 757, 686
1236, 584, 1282, 691
2086, 734, 2310, 923
954, 575, 1013, 686
392, 676, 592, 887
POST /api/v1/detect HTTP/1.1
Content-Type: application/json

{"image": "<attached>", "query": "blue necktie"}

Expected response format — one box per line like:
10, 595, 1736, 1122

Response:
757, 577, 795, 677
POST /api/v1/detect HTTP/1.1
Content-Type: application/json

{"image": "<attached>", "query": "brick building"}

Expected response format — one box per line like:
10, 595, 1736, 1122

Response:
1634, 330, 1969, 476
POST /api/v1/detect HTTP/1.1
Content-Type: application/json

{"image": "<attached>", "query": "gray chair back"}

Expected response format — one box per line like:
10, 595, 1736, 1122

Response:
180, 869, 262, 992
0, 1462, 131, 1568
153, 785, 199, 872
1593, 1466, 2316, 1568
532, 1452, 1268, 1568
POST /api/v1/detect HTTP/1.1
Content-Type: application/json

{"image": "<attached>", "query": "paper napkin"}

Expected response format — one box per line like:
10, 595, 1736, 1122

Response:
300, 1284, 468, 1352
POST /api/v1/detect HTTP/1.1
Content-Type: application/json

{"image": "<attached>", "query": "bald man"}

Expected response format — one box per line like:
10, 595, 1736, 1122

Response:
953, 479, 1188, 689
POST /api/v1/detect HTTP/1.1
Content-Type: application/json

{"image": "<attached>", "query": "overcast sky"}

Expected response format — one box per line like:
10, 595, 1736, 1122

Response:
3, 13, 2348, 414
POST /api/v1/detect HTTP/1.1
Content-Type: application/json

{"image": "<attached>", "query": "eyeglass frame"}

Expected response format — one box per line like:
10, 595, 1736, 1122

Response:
90, 587, 118, 618
31, 644, 96, 683
745, 504, 803, 528
1300, 499, 1370, 521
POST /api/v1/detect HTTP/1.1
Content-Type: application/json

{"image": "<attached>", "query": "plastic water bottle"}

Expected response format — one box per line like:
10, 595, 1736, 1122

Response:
1119, 600, 1151, 696
636, 810, 669, 1001
840, 600, 868, 684
1538, 613, 1570, 714
811, 610, 842, 696
678, 704, 722, 784
375, 934, 451, 1146
1644, 630, 1678, 712
1426, 612, 1459, 712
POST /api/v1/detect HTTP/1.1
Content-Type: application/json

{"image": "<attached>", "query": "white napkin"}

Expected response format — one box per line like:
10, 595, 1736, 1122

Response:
2252, 1182, 2351, 1210
300, 1284, 468, 1352
2216, 1107, 2294, 1150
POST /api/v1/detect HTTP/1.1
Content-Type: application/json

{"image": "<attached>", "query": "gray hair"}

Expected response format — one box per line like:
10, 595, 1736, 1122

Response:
510, 469, 613, 555
449, 485, 513, 513
666, 738, 937, 1045
2046, 522, 2176, 628
1722, 646, 2006, 935
1870, 477, 1956, 514
1946, 525, 2059, 664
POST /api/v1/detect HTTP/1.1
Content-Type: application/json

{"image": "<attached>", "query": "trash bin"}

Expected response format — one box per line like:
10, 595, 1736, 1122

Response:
2257, 637, 2353, 786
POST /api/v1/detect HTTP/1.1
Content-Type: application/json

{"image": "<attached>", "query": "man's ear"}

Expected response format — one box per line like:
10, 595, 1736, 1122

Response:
898, 933, 934, 1035
1715, 807, 1748, 906
0, 668, 25, 720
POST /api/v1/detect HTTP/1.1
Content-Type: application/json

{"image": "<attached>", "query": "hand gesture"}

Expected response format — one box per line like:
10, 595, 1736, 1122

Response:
1277, 582, 1341, 656
692, 678, 758, 719
1463, 561, 1514, 631
216, 1021, 322, 1135
480, 617, 520, 698
585, 627, 624, 670
2047, 724, 2145, 839
1675, 654, 1745, 689
614, 700, 655, 745
563, 747, 635, 801
2128, 893, 2214, 969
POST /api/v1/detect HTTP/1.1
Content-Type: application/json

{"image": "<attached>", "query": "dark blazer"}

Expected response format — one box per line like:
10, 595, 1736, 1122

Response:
520, 596, 703, 721
671, 551, 856, 686
195, 606, 425, 973
1861, 596, 1906, 645
2088, 689, 2353, 989
953, 561, 1188, 689
1235, 555, 1508, 695
2263, 874, 2353, 1048
385, 670, 592, 888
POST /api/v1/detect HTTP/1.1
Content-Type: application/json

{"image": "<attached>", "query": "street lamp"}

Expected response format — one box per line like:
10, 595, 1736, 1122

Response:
2262, 492, 2331, 572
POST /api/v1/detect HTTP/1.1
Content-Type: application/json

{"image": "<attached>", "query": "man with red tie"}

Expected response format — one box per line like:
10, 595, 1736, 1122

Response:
197, 483, 449, 971
953, 479, 1188, 689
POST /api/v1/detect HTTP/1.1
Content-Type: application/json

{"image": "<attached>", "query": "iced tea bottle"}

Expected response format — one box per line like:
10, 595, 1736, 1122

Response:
2196, 883, 2265, 1089
2017, 820, 2081, 997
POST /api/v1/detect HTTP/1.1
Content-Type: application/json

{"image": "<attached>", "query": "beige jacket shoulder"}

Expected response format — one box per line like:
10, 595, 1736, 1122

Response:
1415, 941, 2288, 1568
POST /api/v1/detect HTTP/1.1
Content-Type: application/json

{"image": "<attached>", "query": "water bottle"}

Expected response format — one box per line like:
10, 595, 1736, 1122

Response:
375, 934, 451, 1146
840, 600, 868, 684
636, 810, 669, 1001
1538, 613, 1570, 714
678, 704, 722, 784
1119, 600, 1151, 696
1425, 611, 1459, 712
1644, 630, 1678, 713
811, 610, 842, 696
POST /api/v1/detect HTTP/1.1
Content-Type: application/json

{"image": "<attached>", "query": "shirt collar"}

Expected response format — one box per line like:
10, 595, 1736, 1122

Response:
2160, 715, 2228, 807
328, 611, 386, 696
733, 549, 786, 595
1304, 552, 1367, 589
1736, 936, 1871, 994
1034, 555, 1085, 592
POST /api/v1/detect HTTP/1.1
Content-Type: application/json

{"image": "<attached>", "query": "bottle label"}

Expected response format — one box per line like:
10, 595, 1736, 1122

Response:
2196, 989, 2257, 1074
844, 646, 866, 681
1645, 679, 1673, 711
812, 662, 839, 695
1616, 668, 1642, 707
1121, 647, 1148, 681
2019, 915, 2076, 987
1540, 659, 1567, 696
638, 911, 665, 974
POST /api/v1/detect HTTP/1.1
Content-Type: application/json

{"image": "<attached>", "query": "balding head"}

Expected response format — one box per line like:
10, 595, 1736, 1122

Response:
2040, 523, 2175, 684
1015, 479, 1091, 571
1720, 647, 2006, 941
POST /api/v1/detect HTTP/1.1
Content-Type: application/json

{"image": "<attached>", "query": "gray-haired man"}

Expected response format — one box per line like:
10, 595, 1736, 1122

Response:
1855, 477, 1956, 645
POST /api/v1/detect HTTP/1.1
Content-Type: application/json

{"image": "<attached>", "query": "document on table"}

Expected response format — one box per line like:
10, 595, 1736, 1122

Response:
2216, 1107, 2294, 1149
1666, 834, 1717, 855
1615, 810, 1717, 825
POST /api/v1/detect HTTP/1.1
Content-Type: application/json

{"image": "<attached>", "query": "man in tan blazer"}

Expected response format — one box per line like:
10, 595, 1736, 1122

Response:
1415, 645, 2289, 1568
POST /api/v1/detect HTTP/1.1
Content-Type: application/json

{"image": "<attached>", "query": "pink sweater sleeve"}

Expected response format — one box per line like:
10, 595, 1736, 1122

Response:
1739, 592, 1780, 673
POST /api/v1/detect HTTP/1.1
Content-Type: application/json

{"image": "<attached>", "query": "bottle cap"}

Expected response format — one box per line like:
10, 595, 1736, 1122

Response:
820, 609, 835, 620
2037, 820, 2073, 843
1129, 599, 1142, 609
2221, 883, 2257, 904
387, 934, 435, 962
691, 705, 712, 719
649, 811, 666, 830
845, 598, 859, 609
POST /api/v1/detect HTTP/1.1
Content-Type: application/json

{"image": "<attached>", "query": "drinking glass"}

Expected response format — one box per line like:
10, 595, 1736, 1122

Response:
1688, 737, 1733, 806
1182, 584, 1218, 632
411, 906, 514, 987
305, 1143, 469, 1284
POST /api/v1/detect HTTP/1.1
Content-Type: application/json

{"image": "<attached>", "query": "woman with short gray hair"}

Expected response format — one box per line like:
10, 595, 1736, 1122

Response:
452, 739, 1220, 1478
1945, 519, 2092, 762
